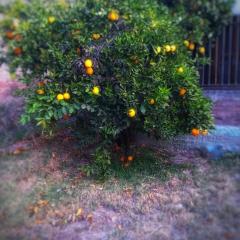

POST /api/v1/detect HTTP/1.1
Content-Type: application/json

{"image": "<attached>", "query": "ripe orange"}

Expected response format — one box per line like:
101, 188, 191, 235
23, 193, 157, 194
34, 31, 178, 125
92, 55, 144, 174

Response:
164, 45, 171, 53
57, 93, 64, 101
63, 92, 71, 100
191, 128, 200, 137
92, 33, 101, 40
171, 45, 177, 52
128, 108, 137, 118
48, 16, 56, 24
179, 88, 187, 96
6, 31, 15, 40
86, 67, 94, 76
177, 67, 184, 74
201, 129, 208, 136
92, 86, 100, 95
188, 43, 195, 51
199, 47, 206, 55
127, 156, 134, 161
84, 59, 93, 68
36, 89, 44, 95
13, 47, 22, 56
148, 99, 155, 105
108, 10, 119, 22
184, 40, 190, 47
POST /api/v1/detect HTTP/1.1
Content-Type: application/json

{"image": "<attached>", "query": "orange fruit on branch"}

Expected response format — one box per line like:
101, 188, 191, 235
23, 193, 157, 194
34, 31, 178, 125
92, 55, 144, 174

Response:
6, 31, 15, 40
164, 45, 171, 53
191, 128, 200, 137
128, 108, 137, 118
170, 45, 177, 52
84, 59, 93, 68
108, 10, 119, 22
36, 89, 45, 95
148, 98, 155, 105
184, 40, 190, 47
92, 33, 101, 40
177, 67, 184, 74
92, 86, 100, 95
201, 129, 208, 136
57, 93, 64, 101
13, 47, 22, 56
48, 16, 56, 24
86, 67, 94, 76
63, 92, 71, 100
188, 42, 195, 51
198, 46, 206, 55
179, 88, 187, 96
127, 156, 134, 161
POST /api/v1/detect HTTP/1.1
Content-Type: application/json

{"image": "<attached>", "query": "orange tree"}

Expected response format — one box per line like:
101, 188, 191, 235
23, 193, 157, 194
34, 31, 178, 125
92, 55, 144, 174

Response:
0, 0, 213, 176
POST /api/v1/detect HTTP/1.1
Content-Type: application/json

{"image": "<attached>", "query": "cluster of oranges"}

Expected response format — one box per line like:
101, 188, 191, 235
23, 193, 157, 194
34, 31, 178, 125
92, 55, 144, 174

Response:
154, 44, 177, 55
120, 155, 134, 168
35, 10, 119, 100
36, 81, 46, 95
82, 59, 101, 95
113, 144, 134, 167
57, 92, 71, 101
84, 58, 94, 76
164, 44, 177, 53
191, 128, 208, 137
184, 40, 206, 55
6, 31, 23, 56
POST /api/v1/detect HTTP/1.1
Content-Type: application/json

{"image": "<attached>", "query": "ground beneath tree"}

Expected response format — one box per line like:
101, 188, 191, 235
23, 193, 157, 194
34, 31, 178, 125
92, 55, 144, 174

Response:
0, 65, 240, 240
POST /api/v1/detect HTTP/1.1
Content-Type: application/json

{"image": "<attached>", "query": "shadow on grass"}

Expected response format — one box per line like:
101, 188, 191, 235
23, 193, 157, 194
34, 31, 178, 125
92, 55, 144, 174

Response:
209, 153, 240, 170
107, 148, 192, 184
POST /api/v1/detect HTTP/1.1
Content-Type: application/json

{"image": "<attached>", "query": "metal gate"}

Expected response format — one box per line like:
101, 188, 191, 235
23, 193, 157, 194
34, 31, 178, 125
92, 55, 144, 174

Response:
200, 15, 240, 89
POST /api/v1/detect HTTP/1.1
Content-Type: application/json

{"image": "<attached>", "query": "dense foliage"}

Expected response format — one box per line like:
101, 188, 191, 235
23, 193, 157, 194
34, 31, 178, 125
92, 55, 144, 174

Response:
162, 0, 234, 44
0, 0, 215, 175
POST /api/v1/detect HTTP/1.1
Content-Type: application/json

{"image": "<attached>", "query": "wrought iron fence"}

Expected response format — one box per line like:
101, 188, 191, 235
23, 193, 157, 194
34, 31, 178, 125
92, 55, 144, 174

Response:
200, 15, 240, 89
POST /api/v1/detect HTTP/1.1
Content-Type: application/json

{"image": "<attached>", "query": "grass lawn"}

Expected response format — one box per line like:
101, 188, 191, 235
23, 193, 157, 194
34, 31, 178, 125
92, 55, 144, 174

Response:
0, 132, 239, 240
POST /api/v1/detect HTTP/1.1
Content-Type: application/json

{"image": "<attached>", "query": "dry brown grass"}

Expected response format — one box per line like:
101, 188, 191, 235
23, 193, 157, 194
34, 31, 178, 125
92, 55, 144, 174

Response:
0, 137, 239, 240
